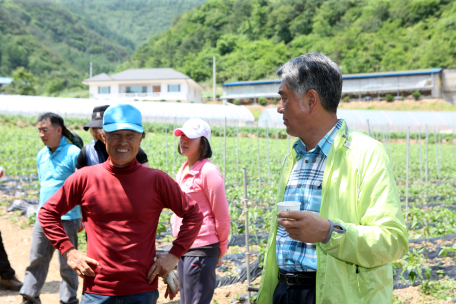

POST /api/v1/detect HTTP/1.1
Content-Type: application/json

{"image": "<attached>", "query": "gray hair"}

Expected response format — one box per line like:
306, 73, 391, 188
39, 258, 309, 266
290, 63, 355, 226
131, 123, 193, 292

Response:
276, 53, 342, 113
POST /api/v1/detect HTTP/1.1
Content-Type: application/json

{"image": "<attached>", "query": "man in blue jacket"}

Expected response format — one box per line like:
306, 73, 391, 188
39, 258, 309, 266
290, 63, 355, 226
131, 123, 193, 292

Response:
20, 113, 82, 304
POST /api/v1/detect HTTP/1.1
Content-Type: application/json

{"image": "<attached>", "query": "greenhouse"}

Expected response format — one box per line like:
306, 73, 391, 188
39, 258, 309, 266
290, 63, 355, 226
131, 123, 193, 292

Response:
0, 95, 254, 126
258, 108, 456, 133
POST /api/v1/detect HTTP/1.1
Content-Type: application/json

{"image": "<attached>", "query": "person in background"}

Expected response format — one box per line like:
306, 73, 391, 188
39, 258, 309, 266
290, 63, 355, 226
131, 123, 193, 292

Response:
76, 105, 149, 169
172, 118, 231, 304
38, 104, 203, 304
0, 167, 23, 291
257, 53, 408, 304
20, 113, 82, 304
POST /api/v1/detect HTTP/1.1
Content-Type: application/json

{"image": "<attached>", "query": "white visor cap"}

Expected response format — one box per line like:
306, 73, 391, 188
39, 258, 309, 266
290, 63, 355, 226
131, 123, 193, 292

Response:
174, 118, 211, 140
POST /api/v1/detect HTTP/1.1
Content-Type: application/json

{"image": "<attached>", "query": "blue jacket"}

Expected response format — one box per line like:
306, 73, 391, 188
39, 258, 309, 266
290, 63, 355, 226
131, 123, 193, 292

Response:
37, 136, 81, 220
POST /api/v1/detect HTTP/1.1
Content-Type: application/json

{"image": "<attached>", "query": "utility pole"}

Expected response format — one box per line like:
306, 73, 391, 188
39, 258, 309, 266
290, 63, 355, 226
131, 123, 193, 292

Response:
213, 56, 216, 102
90, 62, 93, 78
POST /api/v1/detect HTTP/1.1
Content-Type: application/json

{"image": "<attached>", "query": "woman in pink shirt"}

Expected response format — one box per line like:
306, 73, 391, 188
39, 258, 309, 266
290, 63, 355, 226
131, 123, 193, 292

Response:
171, 118, 231, 304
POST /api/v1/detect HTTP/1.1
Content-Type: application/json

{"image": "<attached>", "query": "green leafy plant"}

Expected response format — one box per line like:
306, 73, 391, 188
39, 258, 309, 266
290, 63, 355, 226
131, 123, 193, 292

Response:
27, 212, 37, 226
412, 91, 422, 101
157, 211, 172, 235
439, 244, 456, 261
418, 278, 456, 300
258, 97, 268, 106
343, 96, 350, 102
234, 99, 241, 105
386, 94, 394, 102
394, 247, 432, 285
77, 230, 87, 253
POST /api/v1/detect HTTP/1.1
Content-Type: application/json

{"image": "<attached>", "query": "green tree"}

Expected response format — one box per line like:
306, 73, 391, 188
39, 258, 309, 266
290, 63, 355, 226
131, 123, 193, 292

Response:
45, 78, 66, 96
386, 93, 394, 102
6, 67, 36, 96
412, 91, 422, 101
258, 97, 268, 105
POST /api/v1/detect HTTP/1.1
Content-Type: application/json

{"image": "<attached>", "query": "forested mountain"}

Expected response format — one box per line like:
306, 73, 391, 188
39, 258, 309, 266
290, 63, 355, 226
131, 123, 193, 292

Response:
0, 0, 205, 95
124, 0, 456, 84
2, 0, 455, 95
59, 0, 206, 47
0, 0, 131, 94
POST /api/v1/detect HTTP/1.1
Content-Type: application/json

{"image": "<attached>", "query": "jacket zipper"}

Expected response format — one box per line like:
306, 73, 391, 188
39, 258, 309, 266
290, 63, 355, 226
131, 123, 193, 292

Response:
316, 122, 348, 304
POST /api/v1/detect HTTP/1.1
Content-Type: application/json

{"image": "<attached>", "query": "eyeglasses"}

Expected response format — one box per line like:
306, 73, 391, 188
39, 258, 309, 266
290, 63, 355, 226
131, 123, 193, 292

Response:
37, 128, 50, 134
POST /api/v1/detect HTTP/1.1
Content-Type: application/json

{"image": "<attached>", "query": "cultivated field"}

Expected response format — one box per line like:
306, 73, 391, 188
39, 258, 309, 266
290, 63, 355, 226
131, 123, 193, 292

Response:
1, 117, 456, 303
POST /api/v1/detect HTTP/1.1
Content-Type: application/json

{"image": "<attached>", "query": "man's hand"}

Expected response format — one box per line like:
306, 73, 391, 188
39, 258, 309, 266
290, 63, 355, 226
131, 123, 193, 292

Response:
217, 254, 224, 266
277, 211, 330, 243
147, 253, 179, 284
63, 248, 99, 278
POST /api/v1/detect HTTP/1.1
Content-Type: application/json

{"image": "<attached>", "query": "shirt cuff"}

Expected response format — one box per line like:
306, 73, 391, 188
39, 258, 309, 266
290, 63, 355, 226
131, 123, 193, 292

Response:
168, 244, 186, 259
322, 220, 346, 244
59, 241, 75, 255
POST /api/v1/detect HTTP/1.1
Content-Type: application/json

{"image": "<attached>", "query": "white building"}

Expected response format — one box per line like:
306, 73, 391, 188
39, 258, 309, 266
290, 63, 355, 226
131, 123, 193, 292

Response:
82, 68, 204, 103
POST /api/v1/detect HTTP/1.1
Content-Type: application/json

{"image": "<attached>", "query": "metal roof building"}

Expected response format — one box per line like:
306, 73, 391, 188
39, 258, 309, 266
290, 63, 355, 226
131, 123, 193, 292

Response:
0, 77, 13, 87
0, 95, 254, 126
258, 108, 456, 133
223, 68, 453, 102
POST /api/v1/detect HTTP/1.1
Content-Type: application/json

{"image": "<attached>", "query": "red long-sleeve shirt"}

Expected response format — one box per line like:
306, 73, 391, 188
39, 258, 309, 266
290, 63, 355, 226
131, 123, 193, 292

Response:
38, 159, 203, 296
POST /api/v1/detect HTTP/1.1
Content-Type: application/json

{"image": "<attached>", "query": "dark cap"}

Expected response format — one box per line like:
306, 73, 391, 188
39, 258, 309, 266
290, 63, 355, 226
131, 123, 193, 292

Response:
84, 105, 110, 131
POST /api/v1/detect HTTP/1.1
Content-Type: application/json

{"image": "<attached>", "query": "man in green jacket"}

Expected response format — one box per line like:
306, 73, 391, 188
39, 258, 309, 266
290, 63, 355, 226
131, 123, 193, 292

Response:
257, 53, 408, 304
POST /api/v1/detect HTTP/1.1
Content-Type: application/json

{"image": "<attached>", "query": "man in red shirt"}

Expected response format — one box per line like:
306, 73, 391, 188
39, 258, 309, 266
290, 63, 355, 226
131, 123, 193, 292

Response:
38, 104, 203, 303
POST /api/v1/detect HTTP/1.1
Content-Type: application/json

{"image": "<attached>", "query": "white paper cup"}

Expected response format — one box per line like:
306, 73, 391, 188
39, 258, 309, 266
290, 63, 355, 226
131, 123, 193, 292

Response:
277, 201, 301, 213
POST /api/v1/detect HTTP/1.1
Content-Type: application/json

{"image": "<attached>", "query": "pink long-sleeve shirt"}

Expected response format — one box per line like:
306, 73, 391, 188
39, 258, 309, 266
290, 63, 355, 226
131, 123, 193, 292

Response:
171, 159, 231, 256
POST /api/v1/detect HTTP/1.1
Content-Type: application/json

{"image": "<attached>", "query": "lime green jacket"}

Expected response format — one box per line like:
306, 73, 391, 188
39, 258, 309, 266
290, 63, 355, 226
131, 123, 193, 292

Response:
257, 120, 408, 304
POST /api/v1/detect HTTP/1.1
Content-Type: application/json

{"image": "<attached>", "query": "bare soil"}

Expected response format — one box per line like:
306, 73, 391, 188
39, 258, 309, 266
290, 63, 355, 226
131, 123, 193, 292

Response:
0, 214, 258, 304
394, 283, 456, 304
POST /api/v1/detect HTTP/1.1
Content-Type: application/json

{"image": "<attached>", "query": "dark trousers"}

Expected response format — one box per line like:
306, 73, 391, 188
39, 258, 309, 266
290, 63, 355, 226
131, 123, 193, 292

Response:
81, 290, 159, 304
177, 256, 218, 304
272, 281, 316, 304
0, 231, 15, 279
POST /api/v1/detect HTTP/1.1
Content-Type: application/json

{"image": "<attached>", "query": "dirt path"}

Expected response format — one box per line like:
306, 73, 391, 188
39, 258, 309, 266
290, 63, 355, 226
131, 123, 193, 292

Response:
0, 214, 253, 304
0, 214, 77, 303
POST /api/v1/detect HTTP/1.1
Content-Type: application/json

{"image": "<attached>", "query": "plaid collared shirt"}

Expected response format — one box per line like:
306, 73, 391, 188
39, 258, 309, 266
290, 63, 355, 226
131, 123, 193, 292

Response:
276, 120, 342, 272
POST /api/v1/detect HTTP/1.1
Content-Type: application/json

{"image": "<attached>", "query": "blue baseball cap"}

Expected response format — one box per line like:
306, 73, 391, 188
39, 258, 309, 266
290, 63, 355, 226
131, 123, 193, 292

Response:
103, 104, 144, 133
